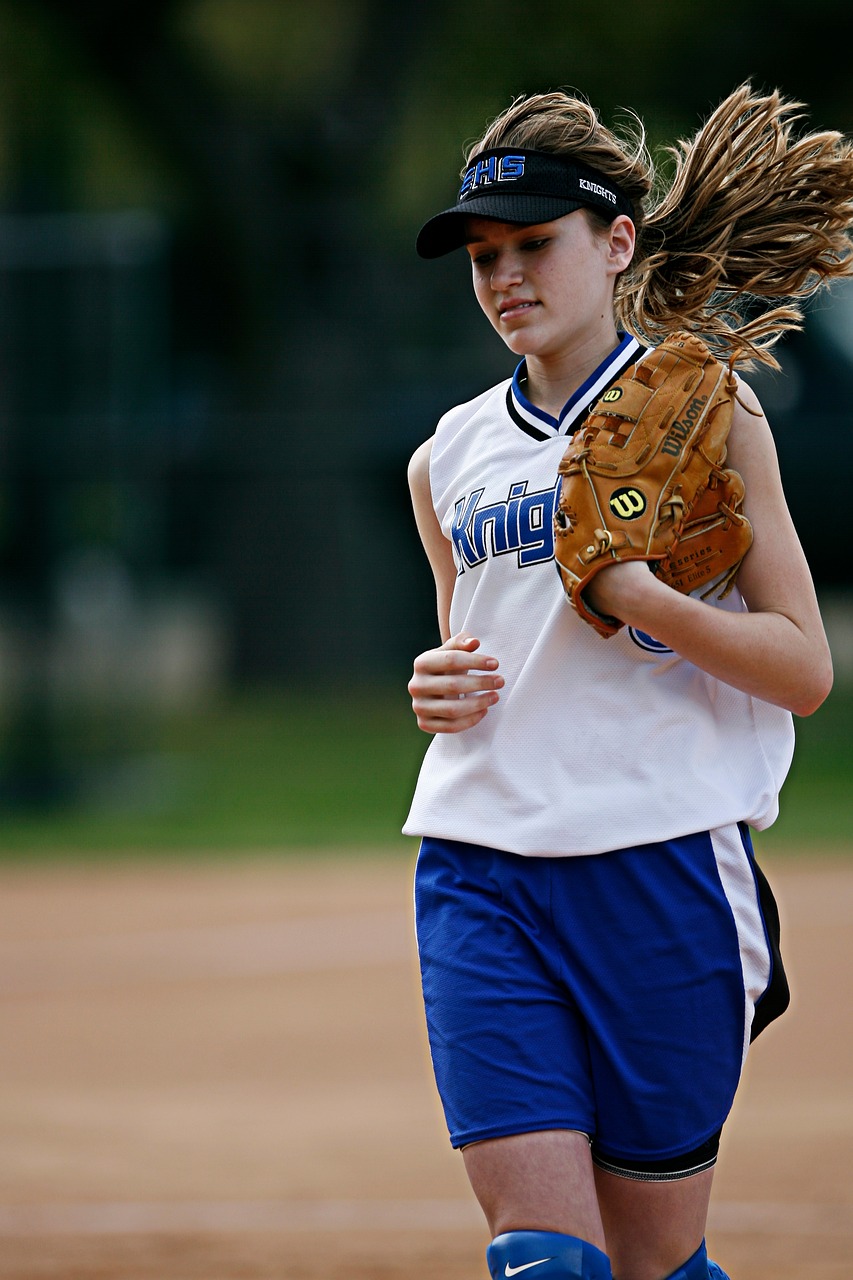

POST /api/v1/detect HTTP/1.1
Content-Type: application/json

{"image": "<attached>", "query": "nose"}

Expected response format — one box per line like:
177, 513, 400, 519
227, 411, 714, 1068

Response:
489, 250, 523, 291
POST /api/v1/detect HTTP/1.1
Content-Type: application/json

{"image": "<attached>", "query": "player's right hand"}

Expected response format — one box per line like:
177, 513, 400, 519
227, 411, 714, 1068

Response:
408, 633, 503, 734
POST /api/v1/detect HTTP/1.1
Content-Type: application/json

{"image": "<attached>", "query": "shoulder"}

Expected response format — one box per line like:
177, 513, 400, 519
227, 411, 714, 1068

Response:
410, 377, 512, 489
730, 372, 763, 419
724, 372, 807, 597
408, 435, 434, 495
434, 379, 512, 438
725, 373, 782, 486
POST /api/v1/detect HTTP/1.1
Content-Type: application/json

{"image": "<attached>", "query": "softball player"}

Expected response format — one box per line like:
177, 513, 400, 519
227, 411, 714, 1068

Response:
404, 84, 852, 1280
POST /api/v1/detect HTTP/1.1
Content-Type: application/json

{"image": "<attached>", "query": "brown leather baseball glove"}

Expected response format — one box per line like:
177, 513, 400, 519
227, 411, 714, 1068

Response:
554, 332, 753, 638
656, 463, 753, 599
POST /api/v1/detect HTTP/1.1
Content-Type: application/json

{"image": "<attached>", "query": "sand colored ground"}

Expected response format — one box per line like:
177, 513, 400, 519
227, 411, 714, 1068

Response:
0, 849, 849, 1279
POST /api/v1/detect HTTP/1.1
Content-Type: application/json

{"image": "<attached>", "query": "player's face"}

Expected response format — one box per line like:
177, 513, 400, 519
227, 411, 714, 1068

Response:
465, 211, 623, 364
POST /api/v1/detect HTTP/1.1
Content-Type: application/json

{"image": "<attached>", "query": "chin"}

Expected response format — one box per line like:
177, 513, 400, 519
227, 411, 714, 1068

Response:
499, 331, 541, 357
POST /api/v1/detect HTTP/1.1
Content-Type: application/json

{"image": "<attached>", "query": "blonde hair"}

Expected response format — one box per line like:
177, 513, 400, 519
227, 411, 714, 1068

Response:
467, 84, 853, 368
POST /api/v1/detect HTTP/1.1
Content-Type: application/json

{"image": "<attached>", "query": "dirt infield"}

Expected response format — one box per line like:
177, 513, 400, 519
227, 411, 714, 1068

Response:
0, 848, 850, 1280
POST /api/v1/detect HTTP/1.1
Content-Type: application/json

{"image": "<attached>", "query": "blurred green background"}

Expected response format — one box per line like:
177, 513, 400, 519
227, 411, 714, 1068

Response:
0, 0, 850, 857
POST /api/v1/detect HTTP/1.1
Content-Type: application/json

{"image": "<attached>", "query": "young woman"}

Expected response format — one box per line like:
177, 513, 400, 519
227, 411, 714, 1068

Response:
403, 85, 853, 1280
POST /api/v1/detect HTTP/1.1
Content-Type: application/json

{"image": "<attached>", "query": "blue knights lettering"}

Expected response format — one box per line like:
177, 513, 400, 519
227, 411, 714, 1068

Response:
451, 478, 560, 572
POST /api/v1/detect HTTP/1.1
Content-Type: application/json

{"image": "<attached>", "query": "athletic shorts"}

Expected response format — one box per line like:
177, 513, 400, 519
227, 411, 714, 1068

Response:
413, 824, 788, 1168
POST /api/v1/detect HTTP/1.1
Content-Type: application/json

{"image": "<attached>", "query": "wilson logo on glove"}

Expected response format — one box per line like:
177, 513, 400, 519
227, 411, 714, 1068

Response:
609, 487, 647, 519
661, 394, 709, 457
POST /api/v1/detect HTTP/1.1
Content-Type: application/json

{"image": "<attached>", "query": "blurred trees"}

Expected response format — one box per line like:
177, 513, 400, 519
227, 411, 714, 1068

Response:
12, 0, 438, 399
8, 0, 853, 407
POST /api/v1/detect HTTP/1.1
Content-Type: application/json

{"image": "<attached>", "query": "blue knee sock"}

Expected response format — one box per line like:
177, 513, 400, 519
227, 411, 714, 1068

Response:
707, 1261, 731, 1280
487, 1231, 612, 1280
663, 1239, 731, 1280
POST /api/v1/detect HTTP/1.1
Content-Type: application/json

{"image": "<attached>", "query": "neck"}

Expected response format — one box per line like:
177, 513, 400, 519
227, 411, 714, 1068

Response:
522, 329, 622, 417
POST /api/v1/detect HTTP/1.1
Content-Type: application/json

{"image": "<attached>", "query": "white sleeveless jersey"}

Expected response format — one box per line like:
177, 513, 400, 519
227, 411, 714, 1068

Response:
403, 335, 796, 857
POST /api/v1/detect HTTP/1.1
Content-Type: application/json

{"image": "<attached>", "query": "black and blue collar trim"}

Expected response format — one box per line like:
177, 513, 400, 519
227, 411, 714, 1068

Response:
507, 333, 646, 441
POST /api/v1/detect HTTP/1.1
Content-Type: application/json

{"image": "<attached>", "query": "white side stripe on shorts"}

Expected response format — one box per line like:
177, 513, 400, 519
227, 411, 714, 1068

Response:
710, 823, 772, 1064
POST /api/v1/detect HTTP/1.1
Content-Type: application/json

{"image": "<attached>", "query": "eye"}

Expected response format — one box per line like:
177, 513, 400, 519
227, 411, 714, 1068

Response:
521, 237, 550, 253
470, 250, 497, 268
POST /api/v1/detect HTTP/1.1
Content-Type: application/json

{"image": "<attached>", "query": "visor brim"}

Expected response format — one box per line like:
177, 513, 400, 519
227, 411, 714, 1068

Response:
416, 195, 588, 259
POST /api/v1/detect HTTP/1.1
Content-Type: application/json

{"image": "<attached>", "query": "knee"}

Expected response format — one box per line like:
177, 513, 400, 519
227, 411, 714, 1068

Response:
486, 1231, 612, 1280
486, 1232, 731, 1280
661, 1239, 732, 1279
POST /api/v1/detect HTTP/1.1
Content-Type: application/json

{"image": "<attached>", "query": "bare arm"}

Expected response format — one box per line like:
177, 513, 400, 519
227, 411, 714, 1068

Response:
407, 438, 504, 733
585, 383, 833, 716
408, 438, 456, 643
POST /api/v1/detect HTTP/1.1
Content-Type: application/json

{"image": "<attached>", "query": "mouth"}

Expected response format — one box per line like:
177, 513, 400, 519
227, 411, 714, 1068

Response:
498, 299, 539, 320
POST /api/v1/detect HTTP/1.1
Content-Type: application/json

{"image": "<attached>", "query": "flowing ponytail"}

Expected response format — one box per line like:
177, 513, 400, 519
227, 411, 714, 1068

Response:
467, 84, 853, 368
626, 84, 853, 367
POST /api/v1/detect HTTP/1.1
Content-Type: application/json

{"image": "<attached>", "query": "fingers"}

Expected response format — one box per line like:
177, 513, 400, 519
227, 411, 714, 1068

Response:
408, 633, 503, 734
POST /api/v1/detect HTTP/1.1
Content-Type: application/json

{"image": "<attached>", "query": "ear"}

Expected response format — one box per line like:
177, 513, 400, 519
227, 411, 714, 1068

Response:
606, 215, 635, 274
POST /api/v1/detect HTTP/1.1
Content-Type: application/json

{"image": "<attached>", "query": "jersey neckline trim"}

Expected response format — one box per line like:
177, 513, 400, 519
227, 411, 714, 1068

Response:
507, 332, 646, 442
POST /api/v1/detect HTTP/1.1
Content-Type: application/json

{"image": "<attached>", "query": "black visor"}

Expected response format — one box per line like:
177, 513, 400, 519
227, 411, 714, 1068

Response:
416, 147, 634, 259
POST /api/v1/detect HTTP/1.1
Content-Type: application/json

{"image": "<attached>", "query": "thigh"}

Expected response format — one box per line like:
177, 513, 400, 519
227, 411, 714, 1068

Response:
594, 1164, 715, 1280
414, 838, 596, 1148
462, 1132, 716, 1278
464, 1129, 606, 1250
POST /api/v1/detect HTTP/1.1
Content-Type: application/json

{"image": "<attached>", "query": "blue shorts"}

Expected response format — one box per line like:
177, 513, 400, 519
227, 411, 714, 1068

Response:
414, 825, 787, 1170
